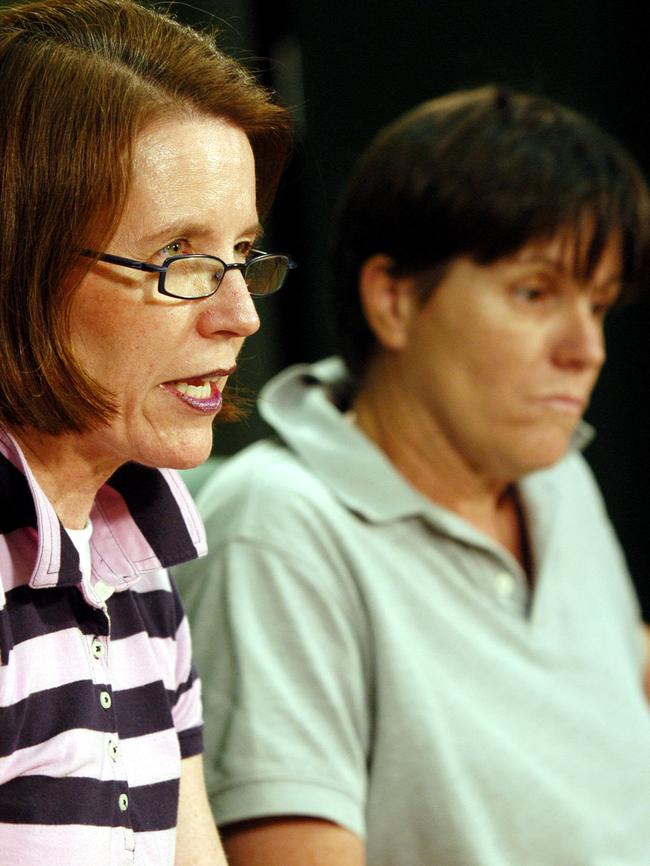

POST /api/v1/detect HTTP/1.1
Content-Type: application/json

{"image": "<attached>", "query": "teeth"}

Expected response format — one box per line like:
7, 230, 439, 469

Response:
175, 382, 211, 399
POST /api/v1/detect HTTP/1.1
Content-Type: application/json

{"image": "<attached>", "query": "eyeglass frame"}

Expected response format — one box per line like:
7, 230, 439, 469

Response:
80, 248, 297, 299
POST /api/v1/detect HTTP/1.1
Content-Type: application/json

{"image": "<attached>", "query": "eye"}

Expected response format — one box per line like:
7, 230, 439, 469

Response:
234, 239, 255, 262
591, 299, 613, 318
154, 239, 192, 262
590, 286, 620, 318
511, 284, 553, 304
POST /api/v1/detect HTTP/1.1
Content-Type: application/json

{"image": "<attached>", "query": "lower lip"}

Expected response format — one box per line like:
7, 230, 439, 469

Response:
162, 381, 224, 415
538, 397, 584, 415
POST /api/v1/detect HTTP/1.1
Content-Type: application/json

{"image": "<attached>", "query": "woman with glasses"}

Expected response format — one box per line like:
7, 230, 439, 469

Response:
0, 1, 291, 864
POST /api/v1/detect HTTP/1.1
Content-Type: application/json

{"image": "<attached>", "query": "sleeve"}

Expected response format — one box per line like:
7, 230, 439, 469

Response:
169, 575, 204, 759
176, 526, 372, 840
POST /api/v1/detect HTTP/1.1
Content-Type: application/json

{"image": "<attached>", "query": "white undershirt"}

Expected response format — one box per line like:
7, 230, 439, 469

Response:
66, 519, 94, 585
66, 519, 115, 604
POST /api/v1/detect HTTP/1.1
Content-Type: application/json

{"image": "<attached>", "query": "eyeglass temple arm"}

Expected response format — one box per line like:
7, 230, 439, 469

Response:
81, 250, 165, 273
83, 249, 297, 274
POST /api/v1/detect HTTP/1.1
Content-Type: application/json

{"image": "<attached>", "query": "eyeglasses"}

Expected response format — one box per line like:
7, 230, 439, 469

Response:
81, 248, 297, 300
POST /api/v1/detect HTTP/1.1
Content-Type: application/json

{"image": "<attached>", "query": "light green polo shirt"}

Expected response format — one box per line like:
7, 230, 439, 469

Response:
176, 357, 650, 866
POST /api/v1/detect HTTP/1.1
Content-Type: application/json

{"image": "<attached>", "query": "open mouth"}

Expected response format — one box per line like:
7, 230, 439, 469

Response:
174, 381, 215, 400
161, 370, 233, 414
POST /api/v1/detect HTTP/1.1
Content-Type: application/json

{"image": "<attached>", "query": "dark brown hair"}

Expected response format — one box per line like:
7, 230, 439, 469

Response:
0, 0, 291, 434
332, 85, 650, 377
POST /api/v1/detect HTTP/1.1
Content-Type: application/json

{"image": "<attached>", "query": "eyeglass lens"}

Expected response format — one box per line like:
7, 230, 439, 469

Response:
165, 255, 289, 299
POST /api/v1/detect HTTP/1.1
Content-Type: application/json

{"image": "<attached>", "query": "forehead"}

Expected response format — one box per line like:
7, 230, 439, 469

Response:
117, 112, 257, 244
133, 112, 254, 176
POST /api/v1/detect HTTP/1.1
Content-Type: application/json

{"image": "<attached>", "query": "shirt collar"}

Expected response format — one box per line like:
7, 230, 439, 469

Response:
0, 429, 206, 592
259, 357, 427, 523
258, 356, 594, 536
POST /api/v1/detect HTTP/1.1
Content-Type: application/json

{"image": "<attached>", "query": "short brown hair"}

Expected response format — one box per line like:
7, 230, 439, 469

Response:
0, 0, 291, 434
332, 85, 650, 377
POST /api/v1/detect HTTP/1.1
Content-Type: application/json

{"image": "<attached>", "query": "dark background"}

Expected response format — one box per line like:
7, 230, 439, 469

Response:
6, 0, 647, 611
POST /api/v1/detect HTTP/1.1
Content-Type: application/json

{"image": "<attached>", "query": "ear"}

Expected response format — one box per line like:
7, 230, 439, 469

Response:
358, 254, 416, 351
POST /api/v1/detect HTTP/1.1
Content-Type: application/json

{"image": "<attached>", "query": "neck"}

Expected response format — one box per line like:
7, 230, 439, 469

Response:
352, 360, 530, 570
13, 429, 119, 529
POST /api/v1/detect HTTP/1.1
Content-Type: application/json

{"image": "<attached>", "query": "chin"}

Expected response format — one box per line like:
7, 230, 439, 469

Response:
172, 441, 214, 470
137, 427, 214, 471
520, 439, 574, 475
493, 434, 572, 483
163, 452, 212, 471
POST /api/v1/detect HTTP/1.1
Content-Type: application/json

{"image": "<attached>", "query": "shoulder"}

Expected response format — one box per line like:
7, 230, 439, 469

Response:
524, 448, 606, 510
196, 438, 339, 541
174, 437, 366, 614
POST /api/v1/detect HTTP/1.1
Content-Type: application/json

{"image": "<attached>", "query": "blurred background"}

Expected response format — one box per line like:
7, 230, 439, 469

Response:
164, 0, 650, 613
5, 0, 647, 611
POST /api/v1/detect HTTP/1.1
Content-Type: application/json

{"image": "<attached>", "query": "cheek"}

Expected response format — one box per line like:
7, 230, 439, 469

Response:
439, 333, 521, 389
467, 324, 546, 383
72, 304, 161, 384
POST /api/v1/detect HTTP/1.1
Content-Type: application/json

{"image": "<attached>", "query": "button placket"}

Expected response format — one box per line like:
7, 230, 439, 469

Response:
107, 736, 119, 763
88, 608, 125, 814
93, 580, 115, 603
123, 827, 136, 852
495, 571, 516, 599
91, 636, 106, 660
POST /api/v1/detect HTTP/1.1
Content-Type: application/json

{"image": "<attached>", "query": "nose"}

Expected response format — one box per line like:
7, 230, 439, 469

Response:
554, 298, 606, 371
197, 268, 260, 338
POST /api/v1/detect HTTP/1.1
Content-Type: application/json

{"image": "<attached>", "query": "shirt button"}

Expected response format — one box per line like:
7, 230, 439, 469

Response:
118, 793, 129, 812
94, 581, 115, 602
91, 638, 105, 659
495, 571, 516, 598
108, 738, 119, 762
99, 690, 112, 710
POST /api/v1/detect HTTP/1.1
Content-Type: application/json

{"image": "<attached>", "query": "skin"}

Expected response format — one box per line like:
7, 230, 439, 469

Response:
222, 232, 630, 866
222, 818, 365, 866
15, 111, 259, 865
354, 233, 621, 552
176, 755, 228, 866
16, 113, 260, 530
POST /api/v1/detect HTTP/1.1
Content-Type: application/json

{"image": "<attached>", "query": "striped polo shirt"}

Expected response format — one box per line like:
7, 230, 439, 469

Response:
0, 429, 207, 865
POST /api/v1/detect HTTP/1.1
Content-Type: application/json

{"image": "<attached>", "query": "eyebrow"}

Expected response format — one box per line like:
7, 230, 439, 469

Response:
514, 254, 622, 290
140, 219, 264, 246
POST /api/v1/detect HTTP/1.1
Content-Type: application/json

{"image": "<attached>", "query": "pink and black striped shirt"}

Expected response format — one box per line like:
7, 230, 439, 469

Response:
0, 430, 207, 865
